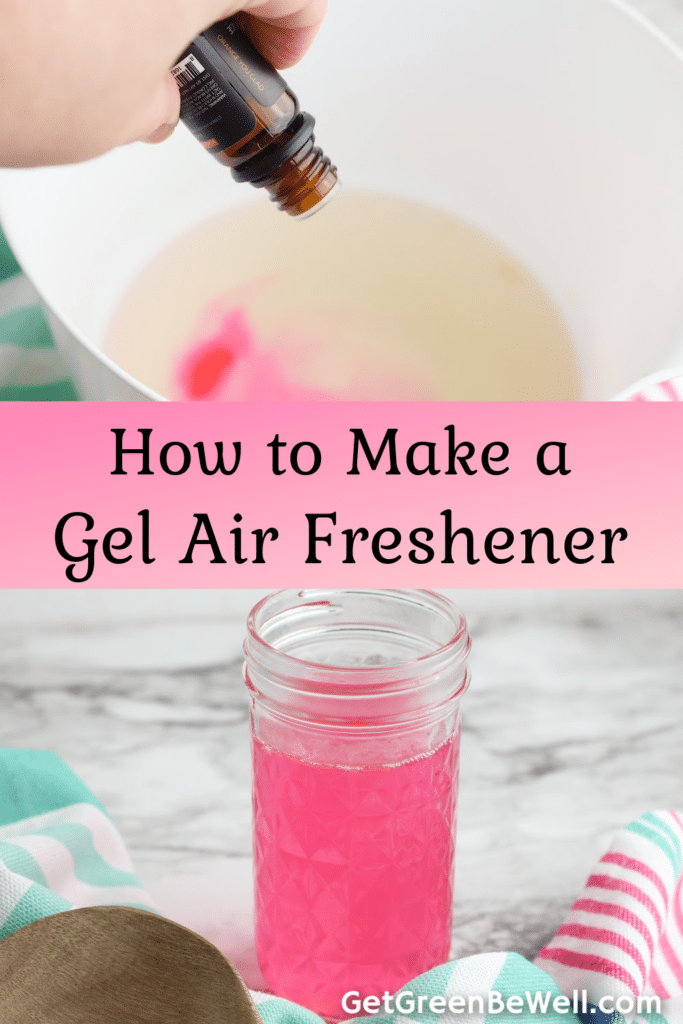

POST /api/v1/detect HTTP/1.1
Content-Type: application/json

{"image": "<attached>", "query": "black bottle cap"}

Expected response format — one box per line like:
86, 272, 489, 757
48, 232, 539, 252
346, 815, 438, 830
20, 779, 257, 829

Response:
230, 112, 316, 185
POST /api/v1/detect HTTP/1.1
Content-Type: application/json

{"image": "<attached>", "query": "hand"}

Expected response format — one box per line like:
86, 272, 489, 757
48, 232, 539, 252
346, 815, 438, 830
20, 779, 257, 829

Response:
0, 0, 326, 167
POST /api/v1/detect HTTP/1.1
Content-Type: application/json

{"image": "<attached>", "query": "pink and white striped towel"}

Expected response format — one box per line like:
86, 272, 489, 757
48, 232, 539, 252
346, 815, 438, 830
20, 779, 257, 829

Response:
612, 369, 683, 401
536, 810, 683, 1023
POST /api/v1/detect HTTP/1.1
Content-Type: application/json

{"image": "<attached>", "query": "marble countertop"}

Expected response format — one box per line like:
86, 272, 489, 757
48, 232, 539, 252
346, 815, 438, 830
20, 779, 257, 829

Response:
1, 589, 682, 990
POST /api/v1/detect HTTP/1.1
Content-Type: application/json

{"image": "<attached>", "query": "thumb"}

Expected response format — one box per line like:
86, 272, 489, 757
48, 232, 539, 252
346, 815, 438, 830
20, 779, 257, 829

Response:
126, 73, 182, 145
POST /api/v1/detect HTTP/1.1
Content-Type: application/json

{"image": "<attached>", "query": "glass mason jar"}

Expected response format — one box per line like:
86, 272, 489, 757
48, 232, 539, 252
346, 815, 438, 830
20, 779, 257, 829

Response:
243, 590, 471, 1019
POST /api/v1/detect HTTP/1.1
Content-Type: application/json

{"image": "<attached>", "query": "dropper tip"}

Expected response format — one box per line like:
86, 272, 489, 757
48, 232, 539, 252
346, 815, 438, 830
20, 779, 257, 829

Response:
293, 179, 342, 221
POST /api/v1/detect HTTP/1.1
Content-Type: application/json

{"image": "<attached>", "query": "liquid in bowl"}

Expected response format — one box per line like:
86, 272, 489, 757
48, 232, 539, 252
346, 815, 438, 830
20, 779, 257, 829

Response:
103, 190, 579, 401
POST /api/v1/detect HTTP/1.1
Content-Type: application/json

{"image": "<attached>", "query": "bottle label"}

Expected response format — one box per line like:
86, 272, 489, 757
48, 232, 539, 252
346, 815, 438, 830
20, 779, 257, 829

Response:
201, 19, 287, 107
172, 43, 257, 150
172, 20, 287, 153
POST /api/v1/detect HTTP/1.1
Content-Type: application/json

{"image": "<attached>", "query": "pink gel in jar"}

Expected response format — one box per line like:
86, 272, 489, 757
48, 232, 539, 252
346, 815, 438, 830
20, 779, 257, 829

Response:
243, 590, 471, 1019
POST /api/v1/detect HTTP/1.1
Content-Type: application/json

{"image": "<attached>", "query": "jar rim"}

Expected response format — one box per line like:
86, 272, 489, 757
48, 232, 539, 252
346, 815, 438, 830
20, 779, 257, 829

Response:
245, 589, 470, 683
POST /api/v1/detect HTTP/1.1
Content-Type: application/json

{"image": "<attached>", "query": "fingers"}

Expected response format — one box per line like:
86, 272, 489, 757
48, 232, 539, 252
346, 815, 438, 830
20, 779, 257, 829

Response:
130, 0, 326, 151
238, 0, 327, 67
125, 73, 182, 145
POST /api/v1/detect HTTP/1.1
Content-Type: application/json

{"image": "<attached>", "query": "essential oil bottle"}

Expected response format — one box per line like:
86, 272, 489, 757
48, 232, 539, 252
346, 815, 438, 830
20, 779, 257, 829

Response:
171, 18, 339, 218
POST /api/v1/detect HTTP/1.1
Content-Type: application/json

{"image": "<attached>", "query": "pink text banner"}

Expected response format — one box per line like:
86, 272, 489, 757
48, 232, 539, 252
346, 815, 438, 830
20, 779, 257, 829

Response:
0, 401, 678, 588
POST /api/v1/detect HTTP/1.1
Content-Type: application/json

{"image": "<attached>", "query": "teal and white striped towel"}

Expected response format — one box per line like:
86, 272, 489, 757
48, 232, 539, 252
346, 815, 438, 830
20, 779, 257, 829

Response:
0, 226, 77, 400
0, 748, 154, 937
0, 747, 680, 1024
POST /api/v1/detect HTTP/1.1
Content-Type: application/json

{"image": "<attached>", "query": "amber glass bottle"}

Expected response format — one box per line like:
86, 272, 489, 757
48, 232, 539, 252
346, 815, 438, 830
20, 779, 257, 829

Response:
171, 18, 339, 218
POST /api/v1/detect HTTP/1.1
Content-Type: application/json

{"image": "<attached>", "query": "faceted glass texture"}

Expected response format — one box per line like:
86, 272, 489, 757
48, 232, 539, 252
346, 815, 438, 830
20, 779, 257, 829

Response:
252, 731, 459, 1019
